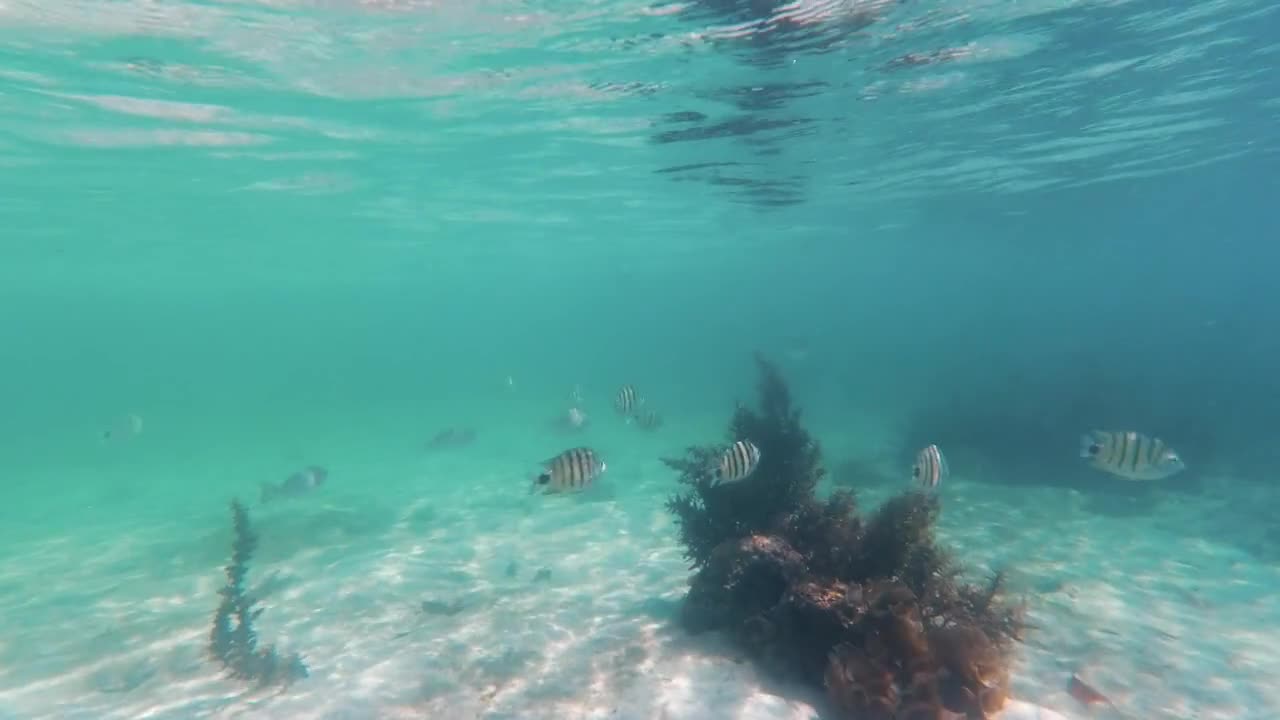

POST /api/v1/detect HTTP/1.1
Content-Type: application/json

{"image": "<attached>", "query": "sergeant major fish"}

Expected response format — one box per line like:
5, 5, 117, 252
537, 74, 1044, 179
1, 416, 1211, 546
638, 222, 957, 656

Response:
634, 409, 663, 431
710, 440, 761, 486
1079, 430, 1185, 481
261, 465, 328, 504
532, 447, 606, 493
911, 444, 948, 489
614, 384, 642, 419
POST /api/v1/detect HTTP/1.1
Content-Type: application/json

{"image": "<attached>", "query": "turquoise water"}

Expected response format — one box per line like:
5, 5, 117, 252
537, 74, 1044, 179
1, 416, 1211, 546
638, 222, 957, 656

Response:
2, 1, 1279, 718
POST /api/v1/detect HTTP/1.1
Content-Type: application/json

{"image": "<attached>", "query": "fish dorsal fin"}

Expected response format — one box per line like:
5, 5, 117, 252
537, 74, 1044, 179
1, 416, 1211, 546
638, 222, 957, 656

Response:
542, 448, 575, 467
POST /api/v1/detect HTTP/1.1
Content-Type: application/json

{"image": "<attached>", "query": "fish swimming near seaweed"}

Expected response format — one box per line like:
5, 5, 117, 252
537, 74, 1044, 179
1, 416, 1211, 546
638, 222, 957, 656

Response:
261, 466, 327, 504
710, 440, 761, 486
1079, 430, 1185, 481
911, 444, 948, 489
532, 447, 606, 493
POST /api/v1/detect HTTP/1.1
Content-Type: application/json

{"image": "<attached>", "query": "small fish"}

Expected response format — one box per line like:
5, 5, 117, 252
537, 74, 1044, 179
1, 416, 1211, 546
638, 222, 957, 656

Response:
425, 427, 476, 450
533, 447, 606, 493
1079, 430, 1185, 480
261, 465, 327, 504
1066, 673, 1111, 707
548, 407, 588, 434
911, 444, 948, 489
634, 409, 663, 431
420, 598, 466, 616
102, 413, 143, 442
711, 440, 761, 486
615, 384, 642, 418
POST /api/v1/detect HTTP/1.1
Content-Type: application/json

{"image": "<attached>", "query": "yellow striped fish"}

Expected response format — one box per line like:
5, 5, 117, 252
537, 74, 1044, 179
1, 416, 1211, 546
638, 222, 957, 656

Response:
1079, 430, 1185, 481
615, 384, 641, 417
911, 444, 948, 489
533, 447, 607, 493
711, 440, 761, 486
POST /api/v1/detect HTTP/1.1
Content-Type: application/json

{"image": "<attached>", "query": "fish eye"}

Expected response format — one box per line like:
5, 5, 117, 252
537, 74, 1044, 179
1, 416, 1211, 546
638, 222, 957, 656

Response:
536, 474, 550, 485
912, 466, 920, 477
1088, 443, 1101, 456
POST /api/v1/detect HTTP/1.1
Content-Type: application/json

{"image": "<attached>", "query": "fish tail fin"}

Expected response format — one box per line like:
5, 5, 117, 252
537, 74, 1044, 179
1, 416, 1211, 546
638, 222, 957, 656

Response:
1078, 432, 1097, 458
260, 483, 277, 504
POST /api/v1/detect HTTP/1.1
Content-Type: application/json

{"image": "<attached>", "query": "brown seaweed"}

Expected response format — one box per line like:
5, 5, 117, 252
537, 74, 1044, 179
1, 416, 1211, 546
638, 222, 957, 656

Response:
665, 355, 1026, 719
209, 499, 309, 687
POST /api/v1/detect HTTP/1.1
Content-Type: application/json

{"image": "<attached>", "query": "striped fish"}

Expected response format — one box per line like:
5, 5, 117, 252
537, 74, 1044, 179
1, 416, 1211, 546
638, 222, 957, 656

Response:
911, 444, 948, 489
634, 409, 663, 431
711, 440, 761, 486
614, 384, 641, 417
1079, 430, 1185, 481
533, 447, 607, 493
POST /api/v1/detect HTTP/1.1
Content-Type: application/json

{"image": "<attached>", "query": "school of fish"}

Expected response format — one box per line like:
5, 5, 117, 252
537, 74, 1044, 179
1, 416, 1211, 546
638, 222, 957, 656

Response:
180, 374, 1190, 505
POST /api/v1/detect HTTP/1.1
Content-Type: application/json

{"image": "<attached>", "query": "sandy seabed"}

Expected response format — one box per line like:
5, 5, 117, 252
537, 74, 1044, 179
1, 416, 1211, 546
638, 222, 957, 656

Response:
0, 417, 1275, 720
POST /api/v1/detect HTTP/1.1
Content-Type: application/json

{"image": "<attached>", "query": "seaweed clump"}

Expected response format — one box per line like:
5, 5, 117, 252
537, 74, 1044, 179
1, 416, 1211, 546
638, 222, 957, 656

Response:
663, 355, 1026, 719
664, 354, 825, 567
209, 499, 309, 687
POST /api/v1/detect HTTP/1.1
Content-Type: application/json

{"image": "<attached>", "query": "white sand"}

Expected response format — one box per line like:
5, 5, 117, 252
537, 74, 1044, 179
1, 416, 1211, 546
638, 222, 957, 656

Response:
0, 419, 1274, 719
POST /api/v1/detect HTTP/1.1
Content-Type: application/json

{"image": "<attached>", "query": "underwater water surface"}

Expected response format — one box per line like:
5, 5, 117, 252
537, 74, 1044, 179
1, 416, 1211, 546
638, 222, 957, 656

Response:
1, 0, 1279, 718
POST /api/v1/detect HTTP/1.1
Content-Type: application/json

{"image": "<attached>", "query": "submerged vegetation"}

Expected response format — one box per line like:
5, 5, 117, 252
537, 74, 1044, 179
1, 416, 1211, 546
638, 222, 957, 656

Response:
209, 499, 309, 687
664, 354, 1025, 719
664, 355, 824, 567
